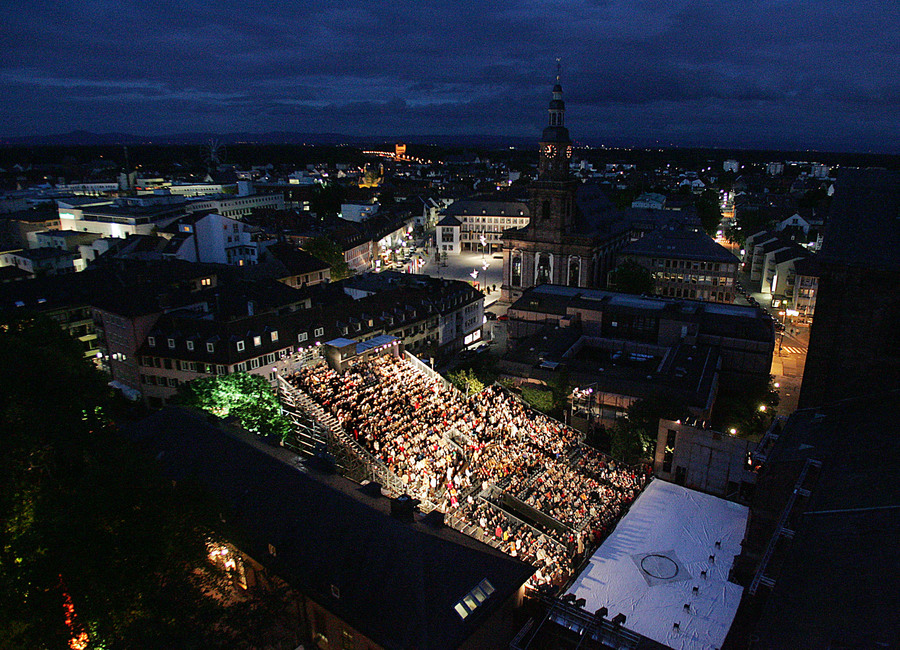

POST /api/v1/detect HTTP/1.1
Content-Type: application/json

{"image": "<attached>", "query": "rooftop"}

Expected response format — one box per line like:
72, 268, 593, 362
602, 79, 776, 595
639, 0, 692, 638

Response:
443, 200, 530, 217
568, 480, 748, 650
819, 169, 900, 272
740, 392, 900, 648
125, 407, 535, 650
622, 227, 739, 264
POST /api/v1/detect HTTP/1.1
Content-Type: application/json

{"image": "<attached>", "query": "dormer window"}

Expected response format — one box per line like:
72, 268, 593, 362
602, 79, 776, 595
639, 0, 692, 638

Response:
186, 340, 194, 351
270, 331, 278, 342
168, 338, 175, 349
147, 336, 156, 347
253, 336, 262, 347
207, 342, 215, 353
236, 340, 245, 352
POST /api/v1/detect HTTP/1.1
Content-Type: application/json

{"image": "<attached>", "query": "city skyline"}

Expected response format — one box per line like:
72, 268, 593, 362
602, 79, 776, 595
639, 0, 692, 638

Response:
1, 1, 898, 153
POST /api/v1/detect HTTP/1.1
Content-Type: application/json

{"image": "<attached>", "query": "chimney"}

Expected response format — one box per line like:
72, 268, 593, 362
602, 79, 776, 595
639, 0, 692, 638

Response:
421, 511, 445, 528
390, 494, 418, 522
359, 481, 384, 498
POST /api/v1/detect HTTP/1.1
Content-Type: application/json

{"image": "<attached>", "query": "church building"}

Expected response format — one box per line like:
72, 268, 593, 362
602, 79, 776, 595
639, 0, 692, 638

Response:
500, 77, 633, 302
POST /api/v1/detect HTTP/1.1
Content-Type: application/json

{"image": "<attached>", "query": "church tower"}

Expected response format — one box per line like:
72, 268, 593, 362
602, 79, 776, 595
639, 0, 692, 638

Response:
529, 67, 577, 241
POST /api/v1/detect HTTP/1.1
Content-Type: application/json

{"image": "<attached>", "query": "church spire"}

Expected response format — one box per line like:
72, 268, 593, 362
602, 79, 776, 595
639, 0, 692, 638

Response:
548, 59, 565, 128
538, 64, 572, 182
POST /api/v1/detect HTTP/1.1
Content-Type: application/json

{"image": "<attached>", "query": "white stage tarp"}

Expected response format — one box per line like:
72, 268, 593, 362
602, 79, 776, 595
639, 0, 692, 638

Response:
567, 480, 749, 650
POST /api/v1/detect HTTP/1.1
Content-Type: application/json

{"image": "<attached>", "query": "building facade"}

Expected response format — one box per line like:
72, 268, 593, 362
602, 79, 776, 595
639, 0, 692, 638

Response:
619, 227, 740, 303
185, 193, 284, 219
501, 79, 631, 302
439, 200, 530, 254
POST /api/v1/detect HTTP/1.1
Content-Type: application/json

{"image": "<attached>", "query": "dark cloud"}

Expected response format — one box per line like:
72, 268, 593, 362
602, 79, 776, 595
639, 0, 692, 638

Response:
0, 0, 897, 151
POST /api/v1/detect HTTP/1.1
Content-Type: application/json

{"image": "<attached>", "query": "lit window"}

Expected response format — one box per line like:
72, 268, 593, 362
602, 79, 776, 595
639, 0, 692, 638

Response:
253, 336, 262, 347
270, 331, 278, 342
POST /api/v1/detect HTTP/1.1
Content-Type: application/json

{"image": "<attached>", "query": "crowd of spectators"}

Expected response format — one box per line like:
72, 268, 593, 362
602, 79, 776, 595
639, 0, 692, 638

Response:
289, 355, 649, 589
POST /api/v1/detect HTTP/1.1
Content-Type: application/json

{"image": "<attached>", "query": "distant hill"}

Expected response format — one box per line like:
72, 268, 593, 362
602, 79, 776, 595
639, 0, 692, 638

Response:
0, 130, 539, 149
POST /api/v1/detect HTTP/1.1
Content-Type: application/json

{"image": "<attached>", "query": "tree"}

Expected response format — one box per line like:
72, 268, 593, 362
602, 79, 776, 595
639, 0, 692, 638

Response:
608, 259, 654, 294
174, 372, 292, 441
0, 314, 257, 648
609, 396, 684, 463
309, 182, 345, 218
695, 188, 723, 236
610, 419, 645, 463
301, 236, 352, 281
447, 368, 484, 396
520, 386, 555, 414
711, 375, 780, 439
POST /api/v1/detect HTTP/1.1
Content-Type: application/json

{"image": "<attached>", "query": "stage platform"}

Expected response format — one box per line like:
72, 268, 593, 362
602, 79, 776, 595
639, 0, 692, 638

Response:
566, 480, 748, 650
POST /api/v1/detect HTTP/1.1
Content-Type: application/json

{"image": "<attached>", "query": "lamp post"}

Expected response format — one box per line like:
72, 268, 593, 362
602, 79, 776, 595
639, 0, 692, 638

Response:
777, 310, 786, 355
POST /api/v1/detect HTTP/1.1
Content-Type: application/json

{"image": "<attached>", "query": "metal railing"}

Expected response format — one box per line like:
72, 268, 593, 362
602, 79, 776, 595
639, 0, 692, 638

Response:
277, 375, 440, 513
749, 456, 822, 595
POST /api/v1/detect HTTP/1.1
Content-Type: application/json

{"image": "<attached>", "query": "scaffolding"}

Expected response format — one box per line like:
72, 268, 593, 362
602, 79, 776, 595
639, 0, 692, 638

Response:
749, 456, 823, 595
277, 375, 440, 513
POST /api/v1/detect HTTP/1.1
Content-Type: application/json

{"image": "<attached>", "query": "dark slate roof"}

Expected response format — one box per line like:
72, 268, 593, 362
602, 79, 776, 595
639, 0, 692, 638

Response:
140, 273, 483, 364
622, 227, 739, 264
0, 265, 30, 282
748, 392, 900, 649
510, 285, 773, 343
619, 207, 702, 231
13, 246, 77, 261
0, 205, 59, 223
771, 244, 809, 264
443, 200, 529, 218
436, 214, 462, 227
265, 241, 330, 276
820, 169, 900, 272
124, 408, 534, 650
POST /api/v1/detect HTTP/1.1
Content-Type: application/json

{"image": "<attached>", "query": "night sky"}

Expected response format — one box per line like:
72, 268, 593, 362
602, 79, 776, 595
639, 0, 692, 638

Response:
1, 1, 897, 152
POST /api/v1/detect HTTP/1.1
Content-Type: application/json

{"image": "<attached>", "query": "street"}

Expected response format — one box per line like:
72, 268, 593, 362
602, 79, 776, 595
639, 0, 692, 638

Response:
733, 266, 809, 415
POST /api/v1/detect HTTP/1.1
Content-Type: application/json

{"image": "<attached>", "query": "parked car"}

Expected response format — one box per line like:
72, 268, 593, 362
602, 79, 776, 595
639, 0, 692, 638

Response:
484, 311, 497, 321
498, 314, 509, 321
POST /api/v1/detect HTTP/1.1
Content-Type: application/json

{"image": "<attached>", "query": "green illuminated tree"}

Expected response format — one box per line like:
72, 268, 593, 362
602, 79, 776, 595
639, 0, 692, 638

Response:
447, 368, 484, 396
174, 372, 292, 441
520, 386, 555, 414
301, 236, 352, 281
